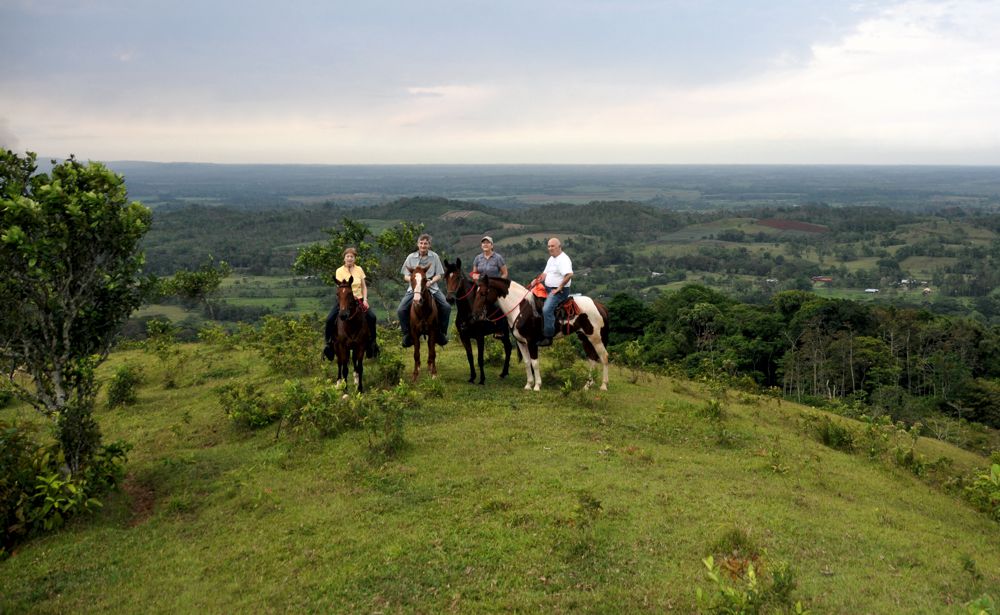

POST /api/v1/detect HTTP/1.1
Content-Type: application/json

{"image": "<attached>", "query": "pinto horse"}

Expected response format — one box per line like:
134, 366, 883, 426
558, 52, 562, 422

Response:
472, 275, 610, 391
330, 276, 370, 393
443, 258, 513, 384
407, 265, 439, 381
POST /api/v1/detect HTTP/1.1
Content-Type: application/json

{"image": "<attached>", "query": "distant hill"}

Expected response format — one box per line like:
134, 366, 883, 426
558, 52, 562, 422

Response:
101, 161, 1000, 211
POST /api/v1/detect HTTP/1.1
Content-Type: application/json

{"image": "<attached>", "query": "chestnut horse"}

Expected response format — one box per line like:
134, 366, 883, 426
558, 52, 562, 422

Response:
329, 276, 370, 393
407, 265, 439, 381
472, 275, 610, 391
443, 258, 513, 384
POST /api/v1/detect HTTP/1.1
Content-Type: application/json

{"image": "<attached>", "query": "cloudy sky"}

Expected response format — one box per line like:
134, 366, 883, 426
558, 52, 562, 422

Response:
2, 0, 999, 164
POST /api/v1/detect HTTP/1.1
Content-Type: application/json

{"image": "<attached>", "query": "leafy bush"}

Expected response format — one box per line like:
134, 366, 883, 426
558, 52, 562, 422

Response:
291, 381, 364, 438
0, 388, 12, 409
253, 314, 323, 376
362, 383, 414, 457
696, 554, 809, 614
964, 464, 1000, 522
197, 323, 237, 349
811, 416, 856, 453
217, 380, 278, 429
966, 594, 997, 615
369, 347, 405, 390
106, 364, 144, 409
2, 422, 128, 555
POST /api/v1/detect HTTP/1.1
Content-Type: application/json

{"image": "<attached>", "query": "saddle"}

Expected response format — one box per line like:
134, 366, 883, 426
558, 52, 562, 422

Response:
531, 293, 582, 322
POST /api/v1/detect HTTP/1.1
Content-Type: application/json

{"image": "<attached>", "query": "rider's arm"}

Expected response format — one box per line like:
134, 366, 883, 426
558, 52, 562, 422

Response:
556, 272, 573, 292
500, 265, 509, 279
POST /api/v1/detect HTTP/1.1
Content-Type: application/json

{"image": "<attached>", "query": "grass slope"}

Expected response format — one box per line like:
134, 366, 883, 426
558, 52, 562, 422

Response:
2, 342, 998, 613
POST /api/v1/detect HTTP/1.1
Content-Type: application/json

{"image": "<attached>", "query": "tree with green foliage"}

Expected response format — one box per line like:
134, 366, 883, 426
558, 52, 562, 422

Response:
163, 257, 232, 319
293, 217, 423, 298
0, 151, 151, 472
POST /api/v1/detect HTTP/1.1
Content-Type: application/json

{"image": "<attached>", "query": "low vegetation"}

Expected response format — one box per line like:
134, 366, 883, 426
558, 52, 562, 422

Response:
2, 329, 998, 612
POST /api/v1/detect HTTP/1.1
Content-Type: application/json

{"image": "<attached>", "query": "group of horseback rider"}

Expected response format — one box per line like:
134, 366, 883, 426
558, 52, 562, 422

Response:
324, 232, 574, 355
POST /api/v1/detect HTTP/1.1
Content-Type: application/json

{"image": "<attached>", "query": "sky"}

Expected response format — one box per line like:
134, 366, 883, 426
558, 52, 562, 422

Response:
2, 0, 999, 165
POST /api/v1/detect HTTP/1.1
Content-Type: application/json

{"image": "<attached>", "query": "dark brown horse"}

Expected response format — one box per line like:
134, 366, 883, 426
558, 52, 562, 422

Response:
472, 275, 610, 391
407, 265, 439, 381
329, 276, 371, 393
443, 258, 513, 384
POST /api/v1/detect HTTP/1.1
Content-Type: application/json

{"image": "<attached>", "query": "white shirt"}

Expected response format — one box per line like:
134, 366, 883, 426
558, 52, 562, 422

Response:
543, 252, 573, 288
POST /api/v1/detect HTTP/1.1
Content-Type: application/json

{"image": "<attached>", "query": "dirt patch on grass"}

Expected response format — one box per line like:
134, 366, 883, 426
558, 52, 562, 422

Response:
122, 474, 156, 527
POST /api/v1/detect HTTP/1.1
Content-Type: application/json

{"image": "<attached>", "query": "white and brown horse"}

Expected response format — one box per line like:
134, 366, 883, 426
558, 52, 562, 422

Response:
472, 275, 610, 391
407, 265, 439, 381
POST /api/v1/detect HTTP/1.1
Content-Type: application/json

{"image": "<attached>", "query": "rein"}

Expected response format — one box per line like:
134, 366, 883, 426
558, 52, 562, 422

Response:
487, 286, 532, 323
457, 280, 476, 302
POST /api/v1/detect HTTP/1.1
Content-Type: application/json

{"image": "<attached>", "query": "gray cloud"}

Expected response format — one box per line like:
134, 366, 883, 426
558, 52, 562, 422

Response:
0, 118, 19, 150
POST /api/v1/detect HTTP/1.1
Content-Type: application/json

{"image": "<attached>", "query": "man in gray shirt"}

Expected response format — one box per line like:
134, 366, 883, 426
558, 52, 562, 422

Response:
397, 233, 452, 347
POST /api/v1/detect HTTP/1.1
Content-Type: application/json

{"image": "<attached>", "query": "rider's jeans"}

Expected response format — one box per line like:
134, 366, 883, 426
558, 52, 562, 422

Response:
542, 286, 569, 338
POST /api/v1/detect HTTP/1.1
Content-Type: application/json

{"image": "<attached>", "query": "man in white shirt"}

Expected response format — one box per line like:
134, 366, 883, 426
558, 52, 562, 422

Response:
536, 237, 573, 346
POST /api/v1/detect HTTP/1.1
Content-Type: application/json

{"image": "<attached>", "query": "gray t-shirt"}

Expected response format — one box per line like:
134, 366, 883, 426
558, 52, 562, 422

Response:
473, 252, 506, 278
401, 250, 444, 291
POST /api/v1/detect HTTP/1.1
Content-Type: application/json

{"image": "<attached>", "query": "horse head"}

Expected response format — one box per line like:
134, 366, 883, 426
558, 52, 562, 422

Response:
472, 274, 510, 322
335, 276, 357, 319
408, 265, 430, 305
443, 258, 465, 304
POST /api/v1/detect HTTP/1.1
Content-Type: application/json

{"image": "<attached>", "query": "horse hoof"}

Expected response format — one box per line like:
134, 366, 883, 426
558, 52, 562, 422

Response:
524, 384, 532, 390
533, 385, 541, 392
341, 394, 349, 400
600, 384, 608, 391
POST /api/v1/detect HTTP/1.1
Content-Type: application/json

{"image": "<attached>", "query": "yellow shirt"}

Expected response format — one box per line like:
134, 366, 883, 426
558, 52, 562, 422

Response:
335, 265, 366, 298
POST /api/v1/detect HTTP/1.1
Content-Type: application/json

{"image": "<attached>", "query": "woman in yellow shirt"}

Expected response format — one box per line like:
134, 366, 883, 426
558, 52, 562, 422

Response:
324, 247, 379, 359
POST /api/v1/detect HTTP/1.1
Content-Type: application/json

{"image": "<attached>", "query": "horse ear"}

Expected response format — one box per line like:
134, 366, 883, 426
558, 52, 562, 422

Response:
456, 257, 462, 270
347, 276, 353, 286
334, 277, 341, 285
406, 266, 414, 274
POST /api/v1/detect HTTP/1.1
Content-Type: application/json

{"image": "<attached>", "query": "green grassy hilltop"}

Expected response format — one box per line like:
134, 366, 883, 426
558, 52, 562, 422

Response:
2, 338, 998, 613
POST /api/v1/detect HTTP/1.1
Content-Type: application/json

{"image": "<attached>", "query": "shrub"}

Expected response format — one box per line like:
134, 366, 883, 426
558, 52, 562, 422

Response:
106, 364, 144, 409
362, 383, 415, 458
218, 380, 278, 429
696, 554, 809, 614
197, 323, 237, 349
811, 416, 855, 453
964, 464, 1000, 522
370, 348, 405, 390
1, 422, 127, 554
254, 314, 323, 376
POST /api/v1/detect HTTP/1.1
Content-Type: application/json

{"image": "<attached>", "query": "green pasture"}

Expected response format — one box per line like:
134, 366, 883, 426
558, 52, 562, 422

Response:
2, 338, 997, 613
899, 256, 960, 278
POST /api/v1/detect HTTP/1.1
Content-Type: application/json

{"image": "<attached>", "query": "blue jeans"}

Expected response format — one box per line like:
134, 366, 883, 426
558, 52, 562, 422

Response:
542, 286, 569, 338
397, 287, 451, 339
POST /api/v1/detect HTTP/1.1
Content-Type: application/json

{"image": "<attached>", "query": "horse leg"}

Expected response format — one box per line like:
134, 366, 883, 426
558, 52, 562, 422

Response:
354, 346, 364, 394
500, 331, 512, 378
517, 340, 532, 389
462, 334, 475, 383
336, 345, 348, 386
587, 334, 610, 391
476, 335, 485, 385
531, 351, 542, 392
428, 334, 437, 379
412, 336, 421, 382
